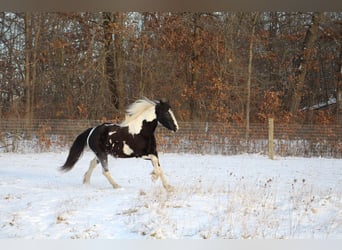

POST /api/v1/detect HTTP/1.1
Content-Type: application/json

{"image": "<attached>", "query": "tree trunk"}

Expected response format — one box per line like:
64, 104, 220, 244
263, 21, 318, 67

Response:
113, 12, 124, 111
31, 14, 42, 121
103, 12, 124, 111
268, 12, 279, 85
189, 13, 201, 120
337, 42, 342, 125
24, 12, 32, 123
246, 12, 259, 140
290, 12, 323, 115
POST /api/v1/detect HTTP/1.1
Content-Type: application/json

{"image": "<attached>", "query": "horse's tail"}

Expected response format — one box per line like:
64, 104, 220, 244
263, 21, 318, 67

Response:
60, 127, 93, 172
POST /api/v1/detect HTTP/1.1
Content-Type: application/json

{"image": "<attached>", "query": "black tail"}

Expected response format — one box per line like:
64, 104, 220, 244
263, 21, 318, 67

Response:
60, 127, 93, 172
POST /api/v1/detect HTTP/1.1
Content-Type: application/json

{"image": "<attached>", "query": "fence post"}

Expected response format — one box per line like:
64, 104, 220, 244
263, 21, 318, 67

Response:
268, 118, 274, 160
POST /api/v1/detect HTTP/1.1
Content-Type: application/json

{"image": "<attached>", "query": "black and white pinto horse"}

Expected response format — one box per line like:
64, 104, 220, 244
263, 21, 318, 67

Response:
60, 98, 179, 191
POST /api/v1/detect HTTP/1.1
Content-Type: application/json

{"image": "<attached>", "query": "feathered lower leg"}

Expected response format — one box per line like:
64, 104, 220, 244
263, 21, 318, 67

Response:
83, 157, 98, 184
145, 154, 173, 192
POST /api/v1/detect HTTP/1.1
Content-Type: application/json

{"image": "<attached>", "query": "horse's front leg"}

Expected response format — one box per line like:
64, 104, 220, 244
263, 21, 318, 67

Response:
98, 154, 121, 189
144, 154, 173, 192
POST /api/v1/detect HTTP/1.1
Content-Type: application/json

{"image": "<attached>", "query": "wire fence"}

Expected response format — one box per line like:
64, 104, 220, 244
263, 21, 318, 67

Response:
1, 119, 342, 158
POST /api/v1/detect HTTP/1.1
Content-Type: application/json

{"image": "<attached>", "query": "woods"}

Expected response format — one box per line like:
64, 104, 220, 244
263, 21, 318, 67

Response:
0, 12, 341, 125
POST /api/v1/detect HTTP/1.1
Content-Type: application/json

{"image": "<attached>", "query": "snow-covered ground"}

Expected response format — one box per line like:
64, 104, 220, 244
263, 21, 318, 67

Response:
0, 152, 341, 239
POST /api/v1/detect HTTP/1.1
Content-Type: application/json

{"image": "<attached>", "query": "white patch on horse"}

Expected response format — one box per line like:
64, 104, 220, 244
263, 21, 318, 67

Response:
119, 98, 157, 135
123, 141, 134, 156
168, 109, 179, 131
108, 131, 117, 136
87, 127, 97, 147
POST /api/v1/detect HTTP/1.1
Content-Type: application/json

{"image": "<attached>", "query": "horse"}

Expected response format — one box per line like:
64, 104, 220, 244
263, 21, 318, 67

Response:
60, 97, 179, 192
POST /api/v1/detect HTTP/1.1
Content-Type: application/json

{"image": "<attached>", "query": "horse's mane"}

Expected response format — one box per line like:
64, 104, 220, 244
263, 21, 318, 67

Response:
120, 97, 157, 127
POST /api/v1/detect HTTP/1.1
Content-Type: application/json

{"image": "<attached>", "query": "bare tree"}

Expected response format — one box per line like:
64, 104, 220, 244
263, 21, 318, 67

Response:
24, 12, 31, 122
102, 12, 125, 111
337, 35, 342, 124
290, 12, 324, 116
0, 11, 341, 126
246, 12, 259, 140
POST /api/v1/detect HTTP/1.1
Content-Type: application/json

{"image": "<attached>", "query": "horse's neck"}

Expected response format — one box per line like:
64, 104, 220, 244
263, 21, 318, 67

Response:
139, 119, 158, 136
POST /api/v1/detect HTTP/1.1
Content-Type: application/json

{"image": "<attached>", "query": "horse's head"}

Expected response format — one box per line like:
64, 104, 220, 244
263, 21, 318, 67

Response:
155, 99, 179, 132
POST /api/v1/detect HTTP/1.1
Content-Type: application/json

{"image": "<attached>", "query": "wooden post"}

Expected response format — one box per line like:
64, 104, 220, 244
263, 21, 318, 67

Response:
268, 118, 274, 160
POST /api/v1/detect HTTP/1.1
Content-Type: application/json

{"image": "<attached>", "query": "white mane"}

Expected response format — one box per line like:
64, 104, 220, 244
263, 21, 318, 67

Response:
119, 98, 158, 134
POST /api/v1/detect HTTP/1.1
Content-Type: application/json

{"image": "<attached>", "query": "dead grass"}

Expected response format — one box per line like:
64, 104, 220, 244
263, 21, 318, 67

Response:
119, 175, 342, 239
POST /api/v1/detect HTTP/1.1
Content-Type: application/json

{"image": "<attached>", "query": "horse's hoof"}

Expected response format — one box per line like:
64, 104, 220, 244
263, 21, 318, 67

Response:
164, 184, 174, 192
113, 184, 122, 189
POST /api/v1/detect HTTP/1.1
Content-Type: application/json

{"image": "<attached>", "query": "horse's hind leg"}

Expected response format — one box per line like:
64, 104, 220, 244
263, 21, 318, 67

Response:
83, 157, 98, 184
98, 154, 121, 189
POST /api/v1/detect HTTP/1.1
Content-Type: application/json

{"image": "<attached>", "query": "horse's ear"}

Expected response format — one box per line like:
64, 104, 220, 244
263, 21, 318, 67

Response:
159, 98, 169, 104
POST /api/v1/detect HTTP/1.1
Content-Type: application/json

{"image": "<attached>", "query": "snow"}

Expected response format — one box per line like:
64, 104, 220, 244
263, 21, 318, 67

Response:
0, 151, 341, 239
301, 97, 336, 111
